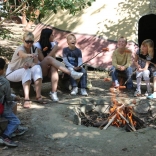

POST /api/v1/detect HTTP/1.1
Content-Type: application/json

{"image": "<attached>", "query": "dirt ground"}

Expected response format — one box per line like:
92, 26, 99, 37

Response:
0, 23, 156, 156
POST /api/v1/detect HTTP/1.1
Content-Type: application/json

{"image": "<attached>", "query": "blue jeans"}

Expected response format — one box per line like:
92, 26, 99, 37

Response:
110, 66, 133, 89
2, 112, 20, 138
70, 68, 87, 88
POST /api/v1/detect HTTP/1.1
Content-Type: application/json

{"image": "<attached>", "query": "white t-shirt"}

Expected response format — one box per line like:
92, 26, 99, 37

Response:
34, 42, 56, 50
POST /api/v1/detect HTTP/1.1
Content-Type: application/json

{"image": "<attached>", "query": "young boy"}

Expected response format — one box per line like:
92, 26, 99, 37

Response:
111, 36, 133, 89
62, 34, 88, 96
0, 58, 26, 147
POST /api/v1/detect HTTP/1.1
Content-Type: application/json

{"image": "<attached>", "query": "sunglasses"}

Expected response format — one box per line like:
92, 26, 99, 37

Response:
25, 40, 34, 44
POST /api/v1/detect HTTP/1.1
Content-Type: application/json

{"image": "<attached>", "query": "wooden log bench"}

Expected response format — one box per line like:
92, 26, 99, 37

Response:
9, 71, 72, 96
111, 70, 153, 89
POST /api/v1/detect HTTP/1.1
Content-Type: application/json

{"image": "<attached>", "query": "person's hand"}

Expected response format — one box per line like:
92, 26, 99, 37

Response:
137, 67, 143, 72
136, 65, 141, 70
28, 54, 34, 57
117, 65, 121, 70
33, 53, 38, 59
74, 66, 82, 71
23, 62, 30, 69
120, 66, 126, 71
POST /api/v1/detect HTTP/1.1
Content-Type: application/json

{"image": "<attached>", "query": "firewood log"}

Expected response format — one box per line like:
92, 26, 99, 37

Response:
103, 114, 117, 130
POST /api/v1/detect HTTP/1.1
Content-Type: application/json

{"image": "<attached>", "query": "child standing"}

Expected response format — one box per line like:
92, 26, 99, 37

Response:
134, 39, 154, 97
63, 34, 88, 96
0, 58, 27, 147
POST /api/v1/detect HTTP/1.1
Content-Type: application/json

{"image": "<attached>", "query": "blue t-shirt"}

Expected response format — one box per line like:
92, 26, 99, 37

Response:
63, 47, 82, 68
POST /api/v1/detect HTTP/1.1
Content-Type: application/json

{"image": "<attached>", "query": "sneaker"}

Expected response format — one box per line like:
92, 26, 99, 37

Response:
18, 125, 28, 131
112, 82, 119, 88
71, 87, 78, 95
11, 128, 26, 137
144, 91, 149, 97
134, 90, 141, 97
80, 88, 88, 96
1, 137, 18, 147
49, 92, 59, 102
0, 137, 3, 144
147, 93, 156, 99
114, 84, 119, 88
71, 71, 83, 80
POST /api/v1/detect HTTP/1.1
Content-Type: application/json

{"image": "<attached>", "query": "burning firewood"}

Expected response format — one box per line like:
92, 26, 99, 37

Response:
103, 114, 117, 130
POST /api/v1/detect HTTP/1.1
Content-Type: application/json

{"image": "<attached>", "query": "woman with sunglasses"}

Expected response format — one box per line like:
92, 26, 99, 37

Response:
34, 28, 83, 101
6, 32, 44, 108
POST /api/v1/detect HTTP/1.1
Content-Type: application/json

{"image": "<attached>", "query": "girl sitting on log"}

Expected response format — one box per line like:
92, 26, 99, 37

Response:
34, 28, 83, 101
134, 39, 154, 97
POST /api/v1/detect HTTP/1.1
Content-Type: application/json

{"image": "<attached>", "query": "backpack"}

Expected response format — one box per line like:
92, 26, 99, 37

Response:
0, 96, 5, 116
0, 81, 6, 116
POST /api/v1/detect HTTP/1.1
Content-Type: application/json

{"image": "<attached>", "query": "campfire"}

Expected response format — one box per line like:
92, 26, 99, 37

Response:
74, 97, 146, 132
102, 98, 145, 131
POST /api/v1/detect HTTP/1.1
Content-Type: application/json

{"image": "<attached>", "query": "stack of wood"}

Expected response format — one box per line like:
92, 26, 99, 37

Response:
77, 99, 146, 132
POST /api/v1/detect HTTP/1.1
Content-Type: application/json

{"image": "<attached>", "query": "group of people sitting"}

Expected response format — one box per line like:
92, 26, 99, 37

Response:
111, 36, 156, 99
1, 29, 156, 147
6, 29, 89, 108
0, 28, 88, 146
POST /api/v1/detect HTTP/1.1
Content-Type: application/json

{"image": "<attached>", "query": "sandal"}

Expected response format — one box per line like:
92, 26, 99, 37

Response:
23, 100, 31, 108
36, 96, 47, 104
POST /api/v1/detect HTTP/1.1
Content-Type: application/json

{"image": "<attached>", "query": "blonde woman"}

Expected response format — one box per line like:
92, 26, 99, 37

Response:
6, 32, 44, 108
134, 39, 154, 97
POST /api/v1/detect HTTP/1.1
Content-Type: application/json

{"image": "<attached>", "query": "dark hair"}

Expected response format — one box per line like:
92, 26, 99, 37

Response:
39, 28, 53, 53
0, 58, 6, 70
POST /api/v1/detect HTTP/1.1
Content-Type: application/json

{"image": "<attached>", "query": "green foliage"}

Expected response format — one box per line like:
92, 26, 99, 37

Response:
0, 0, 95, 38
0, 27, 12, 39
1, 0, 96, 21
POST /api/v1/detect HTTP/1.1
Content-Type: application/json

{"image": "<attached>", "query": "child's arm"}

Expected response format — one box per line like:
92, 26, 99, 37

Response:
112, 51, 121, 69
62, 49, 75, 68
143, 61, 150, 71
77, 49, 83, 67
134, 54, 141, 70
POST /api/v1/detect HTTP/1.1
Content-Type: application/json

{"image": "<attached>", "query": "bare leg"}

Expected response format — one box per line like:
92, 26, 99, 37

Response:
34, 78, 42, 98
22, 80, 31, 108
49, 66, 59, 92
40, 56, 70, 75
